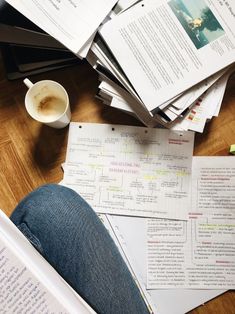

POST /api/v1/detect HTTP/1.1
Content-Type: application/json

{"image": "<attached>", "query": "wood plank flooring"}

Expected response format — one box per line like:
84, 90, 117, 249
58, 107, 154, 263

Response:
0, 53, 234, 314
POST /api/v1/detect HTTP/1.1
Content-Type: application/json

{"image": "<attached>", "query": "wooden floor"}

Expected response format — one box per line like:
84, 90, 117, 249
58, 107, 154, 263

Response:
0, 53, 234, 313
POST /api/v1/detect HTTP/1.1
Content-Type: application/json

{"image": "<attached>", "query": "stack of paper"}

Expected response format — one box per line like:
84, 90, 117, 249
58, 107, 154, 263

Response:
5, 0, 118, 58
5, 0, 235, 132
87, 0, 235, 131
61, 122, 235, 314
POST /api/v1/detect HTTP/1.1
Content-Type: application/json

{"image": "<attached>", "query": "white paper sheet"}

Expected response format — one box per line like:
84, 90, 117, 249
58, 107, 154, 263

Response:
0, 235, 69, 312
63, 122, 194, 220
97, 214, 156, 314
147, 156, 235, 289
6, 0, 117, 56
109, 214, 225, 314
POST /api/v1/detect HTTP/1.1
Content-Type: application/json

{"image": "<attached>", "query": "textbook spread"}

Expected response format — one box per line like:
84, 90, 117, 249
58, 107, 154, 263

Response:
0, 210, 96, 314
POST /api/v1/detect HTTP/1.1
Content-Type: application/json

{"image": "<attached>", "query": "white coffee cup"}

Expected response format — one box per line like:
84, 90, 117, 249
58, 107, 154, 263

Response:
24, 78, 71, 129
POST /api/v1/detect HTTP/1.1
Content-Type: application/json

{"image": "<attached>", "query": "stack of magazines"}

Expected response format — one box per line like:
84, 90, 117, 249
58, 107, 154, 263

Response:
5, 0, 235, 132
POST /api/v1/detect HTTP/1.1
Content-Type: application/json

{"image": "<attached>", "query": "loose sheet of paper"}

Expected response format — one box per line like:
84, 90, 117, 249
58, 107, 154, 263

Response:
109, 214, 225, 314
6, 0, 118, 56
147, 157, 235, 289
97, 213, 156, 314
63, 122, 194, 220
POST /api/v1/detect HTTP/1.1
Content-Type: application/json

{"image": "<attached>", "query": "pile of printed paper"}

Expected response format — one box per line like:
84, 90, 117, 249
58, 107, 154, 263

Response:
86, 0, 235, 132
6, 0, 235, 132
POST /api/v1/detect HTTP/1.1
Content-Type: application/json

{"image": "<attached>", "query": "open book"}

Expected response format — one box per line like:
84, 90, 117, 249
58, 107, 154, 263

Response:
0, 210, 96, 314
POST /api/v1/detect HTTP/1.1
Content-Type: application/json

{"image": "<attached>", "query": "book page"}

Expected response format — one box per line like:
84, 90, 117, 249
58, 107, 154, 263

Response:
147, 156, 235, 289
0, 236, 69, 313
5, 0, 118, 55
100, 0, 235, 111
63, 122, 194, 220
0, 210, 96, 314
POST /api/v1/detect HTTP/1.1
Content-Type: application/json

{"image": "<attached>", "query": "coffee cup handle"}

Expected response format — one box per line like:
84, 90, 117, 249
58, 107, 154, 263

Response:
23, 78, 34, 89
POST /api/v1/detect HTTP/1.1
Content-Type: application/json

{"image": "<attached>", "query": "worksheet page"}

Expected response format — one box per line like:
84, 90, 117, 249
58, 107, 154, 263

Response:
63, 122, 194, 220
147, 157, 235, 289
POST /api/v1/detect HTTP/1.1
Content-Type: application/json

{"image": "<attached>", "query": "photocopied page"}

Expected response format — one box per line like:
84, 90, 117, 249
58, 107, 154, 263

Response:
5, 0, 118, 56
147, 156, 235, 289
0, 210, 96, 314
63, 122, 194, 220
100, 0, 235, 111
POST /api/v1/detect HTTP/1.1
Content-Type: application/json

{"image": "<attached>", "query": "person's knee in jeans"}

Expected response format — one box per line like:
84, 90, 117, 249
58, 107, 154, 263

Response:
10, 184, 150, 314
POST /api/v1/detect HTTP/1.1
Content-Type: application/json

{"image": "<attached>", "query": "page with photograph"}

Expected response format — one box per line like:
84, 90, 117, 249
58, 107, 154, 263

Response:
100, 0, 235, 111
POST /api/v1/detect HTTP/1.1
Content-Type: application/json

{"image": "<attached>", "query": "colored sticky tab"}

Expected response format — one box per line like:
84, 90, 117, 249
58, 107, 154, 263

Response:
229, 144, 235, 155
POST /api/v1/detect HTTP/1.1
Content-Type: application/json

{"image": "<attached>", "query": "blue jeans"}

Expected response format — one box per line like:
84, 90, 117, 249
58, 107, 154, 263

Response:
10, 184, 149, 314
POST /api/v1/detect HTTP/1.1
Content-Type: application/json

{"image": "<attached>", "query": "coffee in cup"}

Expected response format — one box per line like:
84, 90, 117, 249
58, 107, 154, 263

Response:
24, 78, 71, 129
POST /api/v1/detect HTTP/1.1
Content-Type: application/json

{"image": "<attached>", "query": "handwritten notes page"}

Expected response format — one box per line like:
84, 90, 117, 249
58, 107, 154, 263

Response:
147, 157, 235, 289
63, 122, 194, 220
6, 0, 117, 56
109, 215, 224, 314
